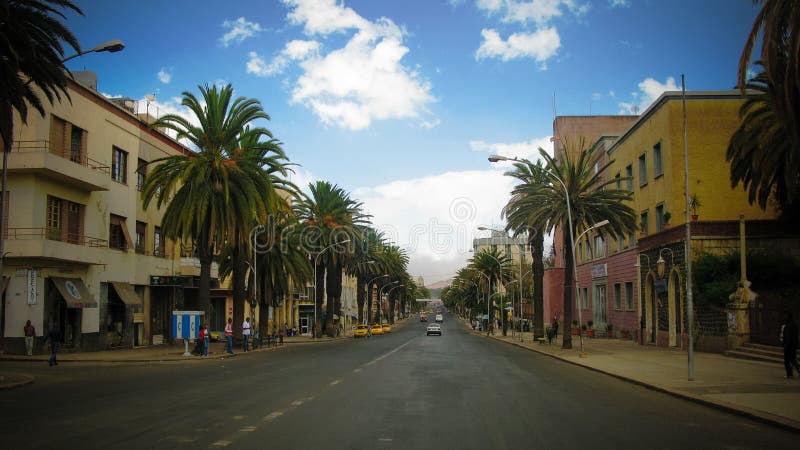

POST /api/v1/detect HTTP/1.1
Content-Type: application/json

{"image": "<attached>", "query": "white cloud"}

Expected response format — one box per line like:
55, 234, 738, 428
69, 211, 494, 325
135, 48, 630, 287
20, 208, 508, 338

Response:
220, 17, 263, 47
470, 136, 553, 168
157, 68, 171, 84
477, 0, 589, 26
475, 27, 560, 64
247, 40, 321, 77
618, 76, 680, 115
609, 0, 630, 7
275, 0, 435, 130
420, 118, 441, 129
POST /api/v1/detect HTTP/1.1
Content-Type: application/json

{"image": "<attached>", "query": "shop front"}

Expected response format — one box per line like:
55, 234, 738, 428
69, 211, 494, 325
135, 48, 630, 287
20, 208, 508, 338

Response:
48, 277, 98, 350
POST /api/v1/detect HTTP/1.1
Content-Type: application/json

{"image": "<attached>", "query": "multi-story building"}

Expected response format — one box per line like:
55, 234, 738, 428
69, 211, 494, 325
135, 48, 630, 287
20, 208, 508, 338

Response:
472, 230, 532, 322
0, 72, 228, 353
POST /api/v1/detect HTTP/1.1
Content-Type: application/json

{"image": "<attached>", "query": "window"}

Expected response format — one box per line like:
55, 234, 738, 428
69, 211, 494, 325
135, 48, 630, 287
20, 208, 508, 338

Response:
625, 165, 633, 191
135, 221, 147, 254
655, 204, 665, 232
629, 233, 635, 247
578, 242, 583, 263
638, 153, 647, 187
49, 116, 86, 163
594, 235, 605, 258
615, 172, 621, 190
154, 226, 165, 257
46, 196, 84, 243
617, 235, 624, 252
581, 287, 589, 310
653, 142, 663, 177
625, 282, 634, 310
614, 283, 622, 310
47, 196, 61, 233
111, 146, 128, 183
136, 159, 147, 192
640, 211, 649, 236
109, 214, 132, 250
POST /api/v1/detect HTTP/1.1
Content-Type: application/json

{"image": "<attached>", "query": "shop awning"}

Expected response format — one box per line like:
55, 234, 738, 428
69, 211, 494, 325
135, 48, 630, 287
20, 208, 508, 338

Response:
1, 276, 9, 297
111, 281, 142, 306
51, 277, 97, 308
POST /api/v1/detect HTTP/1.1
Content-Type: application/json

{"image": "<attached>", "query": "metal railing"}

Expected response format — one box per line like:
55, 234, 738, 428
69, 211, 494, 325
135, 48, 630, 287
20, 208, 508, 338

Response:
11, 140, 110, 175
5, 227, 108, 247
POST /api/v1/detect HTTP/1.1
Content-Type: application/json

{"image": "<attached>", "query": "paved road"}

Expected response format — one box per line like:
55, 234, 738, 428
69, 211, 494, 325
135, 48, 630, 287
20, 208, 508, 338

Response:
1, 314, 797, 449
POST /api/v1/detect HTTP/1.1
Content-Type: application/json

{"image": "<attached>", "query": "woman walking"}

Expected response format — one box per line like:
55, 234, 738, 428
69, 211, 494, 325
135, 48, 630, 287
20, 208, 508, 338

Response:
225, 318, 234, 355
203, 323, 211, 357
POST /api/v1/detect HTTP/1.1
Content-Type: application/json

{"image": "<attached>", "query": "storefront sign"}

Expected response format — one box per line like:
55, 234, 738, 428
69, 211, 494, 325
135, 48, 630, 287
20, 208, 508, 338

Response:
591, 264, 607, 279
27, 269, 39, 305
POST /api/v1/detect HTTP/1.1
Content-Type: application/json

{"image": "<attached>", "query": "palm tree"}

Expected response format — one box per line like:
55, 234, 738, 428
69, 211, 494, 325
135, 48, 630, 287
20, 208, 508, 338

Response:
346, 227, 385, 325
0, 0, 82, 151
469, 247, 513, 335
510, 143, 637, 348
376, 244, 409, 324
142, 84, 271, 318
731, 0, 800, 220
294, 181, 368, 337
503, 158, 548, 339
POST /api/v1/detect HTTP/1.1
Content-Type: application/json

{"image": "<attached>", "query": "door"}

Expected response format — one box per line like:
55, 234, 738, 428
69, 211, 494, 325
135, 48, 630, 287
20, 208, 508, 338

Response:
299, 316, 309, 335
593, 283, 607, 326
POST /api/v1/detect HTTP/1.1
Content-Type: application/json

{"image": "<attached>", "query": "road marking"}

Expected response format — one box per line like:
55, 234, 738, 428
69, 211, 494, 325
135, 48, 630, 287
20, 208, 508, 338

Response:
330, 379, 342, 386
212, 441, 232, 447
291, 400, 305, 406
365, 340, 413, 366
239, 426, 257, 432
378, 438, 393, 442
353, 368, 362, 373
232, 415, 245, 420
263, 411, 284, 422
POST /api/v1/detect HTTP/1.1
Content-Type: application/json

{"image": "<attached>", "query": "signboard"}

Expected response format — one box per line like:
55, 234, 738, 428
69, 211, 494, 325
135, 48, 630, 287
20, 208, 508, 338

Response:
27, 269, 39, 305
172, 311, 204, 340
591, 264, 607, 279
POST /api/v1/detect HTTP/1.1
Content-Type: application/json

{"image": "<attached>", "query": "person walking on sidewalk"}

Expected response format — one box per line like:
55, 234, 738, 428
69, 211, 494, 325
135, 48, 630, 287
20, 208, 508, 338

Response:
43, 322, 61, 366
225, 318, 234, 354
23, 320, 36, 356
242, 317, 251, 352
780, 311, 799, 378
203, 323, 211, 357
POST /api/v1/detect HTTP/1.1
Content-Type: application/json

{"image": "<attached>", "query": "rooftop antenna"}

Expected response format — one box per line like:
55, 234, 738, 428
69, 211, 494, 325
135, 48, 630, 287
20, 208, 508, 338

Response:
145, 93, 155, 117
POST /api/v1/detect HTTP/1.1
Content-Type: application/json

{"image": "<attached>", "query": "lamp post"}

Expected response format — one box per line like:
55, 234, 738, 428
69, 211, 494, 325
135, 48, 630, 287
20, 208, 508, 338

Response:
0, 39, 126, 319
386, 284, 405, 324
379, 281, 399, 325
657, 248, 674, 279
470, 248, 505, 335
479, 226, 527, 340
249, 225, 264, 329
313, 240, 350, 338
570, 219, 610, 355
474, 269, 491, 334
365, 274, 388, 324
636, 253, 652, 346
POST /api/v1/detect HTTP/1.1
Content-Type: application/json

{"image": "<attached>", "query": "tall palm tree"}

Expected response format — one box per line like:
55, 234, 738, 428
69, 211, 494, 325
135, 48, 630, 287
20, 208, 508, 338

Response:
376, 244, 409, 324
512, 144, 637, 349
142, 84, 271, 318
503, 158, 548, 339
0, 0, 82, 151
469, 247, 513, 335
294, 181, 368, 337
346, 227, 385, 325
731, 0, 800, 220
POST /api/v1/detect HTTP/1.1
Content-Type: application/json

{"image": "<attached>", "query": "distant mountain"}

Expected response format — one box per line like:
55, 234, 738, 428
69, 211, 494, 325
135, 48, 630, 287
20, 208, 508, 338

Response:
426, 279, 451, 290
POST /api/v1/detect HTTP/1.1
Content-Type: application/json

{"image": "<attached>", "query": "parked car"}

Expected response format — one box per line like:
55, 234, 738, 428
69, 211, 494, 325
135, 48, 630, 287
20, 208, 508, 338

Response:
209, 331, 224, 342
426, 324, 442, 336
382, 323, 392, 333
354, 325, 368, 338
435, 314, 443, 323
370, 324, 384, 335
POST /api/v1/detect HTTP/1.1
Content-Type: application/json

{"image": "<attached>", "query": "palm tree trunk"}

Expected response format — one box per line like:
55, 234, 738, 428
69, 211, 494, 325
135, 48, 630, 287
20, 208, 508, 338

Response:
260, 280, 271, 339
232, 242, 245, 340
388, 294, 395, 324
562, 237, 574, 350
325, 261, 342, 337
198, 250, 213, 320
531, 232, 545, 339
315, 262, 325, 338
356, 276, 365, 324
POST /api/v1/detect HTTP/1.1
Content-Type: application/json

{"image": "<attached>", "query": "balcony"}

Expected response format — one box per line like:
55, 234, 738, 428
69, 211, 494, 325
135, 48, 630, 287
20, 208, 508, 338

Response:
7, 140, 110, 191
4, 227, 108, 265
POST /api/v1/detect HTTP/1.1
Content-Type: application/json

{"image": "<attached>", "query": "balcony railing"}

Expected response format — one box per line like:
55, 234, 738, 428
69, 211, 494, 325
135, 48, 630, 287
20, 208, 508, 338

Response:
5, 227, 108, 247
11, 140, 110, 174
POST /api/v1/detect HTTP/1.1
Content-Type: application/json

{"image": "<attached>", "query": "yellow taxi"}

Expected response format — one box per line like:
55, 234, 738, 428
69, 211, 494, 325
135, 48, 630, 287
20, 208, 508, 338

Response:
382, 323, 392, 333
354, 324, 369, 338
370, 324, 384, 335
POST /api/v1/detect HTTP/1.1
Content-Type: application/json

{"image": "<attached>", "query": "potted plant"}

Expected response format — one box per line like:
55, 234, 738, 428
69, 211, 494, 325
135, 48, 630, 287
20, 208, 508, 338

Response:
586, 320, 595, 338
662, 211, 671, 228
639, 220, 647, 237
606, 323, 613, 338
620, 328, 631, 339
689, 194, 701, 221
572, 320, 580, 335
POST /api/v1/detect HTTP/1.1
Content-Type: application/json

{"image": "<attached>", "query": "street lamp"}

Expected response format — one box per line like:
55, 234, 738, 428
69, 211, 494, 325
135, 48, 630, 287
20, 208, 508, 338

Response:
478, 226, 528, 340
365, 274, 389, 324
378, 281, 399, 325
386, 284, 405, 324
472, 235, 508, 335
635, 253, 652, 346
62, 40, 125, 63
313, 240, 351, 338
657, 247, 674, 279
570, 220, 610, 355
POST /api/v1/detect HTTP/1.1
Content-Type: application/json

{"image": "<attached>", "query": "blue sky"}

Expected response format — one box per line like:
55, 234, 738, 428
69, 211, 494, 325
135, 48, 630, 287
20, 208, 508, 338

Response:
64, 0, 759, 283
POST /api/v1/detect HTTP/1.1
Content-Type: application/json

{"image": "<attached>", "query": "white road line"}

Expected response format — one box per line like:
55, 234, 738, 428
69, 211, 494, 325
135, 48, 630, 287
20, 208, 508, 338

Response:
330, 379, 342, 386
232, 415, 245, 420
365, 339, 413, 366
353, 368, 362, 373
291, 400, 304, 406
263, 411, 284, 422
378, 438, 393, 442
239, 426, 257, 432
212, 441, 232, 447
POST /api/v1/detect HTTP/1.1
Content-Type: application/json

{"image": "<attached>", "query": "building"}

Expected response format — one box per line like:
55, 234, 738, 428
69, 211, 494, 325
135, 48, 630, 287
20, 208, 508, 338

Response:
472, 230, 532, 324
0, 73, 228, 353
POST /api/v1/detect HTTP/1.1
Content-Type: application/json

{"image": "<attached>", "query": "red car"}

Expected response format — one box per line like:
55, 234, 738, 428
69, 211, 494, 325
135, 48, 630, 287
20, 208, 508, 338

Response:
420, 314, 428, 322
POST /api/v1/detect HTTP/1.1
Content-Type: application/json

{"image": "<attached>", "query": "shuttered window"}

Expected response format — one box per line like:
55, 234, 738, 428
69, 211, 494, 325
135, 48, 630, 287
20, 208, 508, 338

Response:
109, 214, 132, 250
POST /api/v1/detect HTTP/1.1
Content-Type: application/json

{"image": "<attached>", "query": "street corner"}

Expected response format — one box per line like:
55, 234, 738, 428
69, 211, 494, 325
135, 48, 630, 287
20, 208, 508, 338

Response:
0, 373, 35, 390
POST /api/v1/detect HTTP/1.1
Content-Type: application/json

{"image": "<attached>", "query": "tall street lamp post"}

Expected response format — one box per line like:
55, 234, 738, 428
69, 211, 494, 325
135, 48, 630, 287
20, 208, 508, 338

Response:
313, 240, 350, 338
378, 281, 399, 325
365, 274, 388, 324
572, 220, 610, 355
386, 284, 405, 323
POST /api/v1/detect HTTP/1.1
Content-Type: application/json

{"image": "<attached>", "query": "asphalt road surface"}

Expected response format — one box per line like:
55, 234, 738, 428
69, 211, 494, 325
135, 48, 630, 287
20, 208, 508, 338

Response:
1, 314, 797, 449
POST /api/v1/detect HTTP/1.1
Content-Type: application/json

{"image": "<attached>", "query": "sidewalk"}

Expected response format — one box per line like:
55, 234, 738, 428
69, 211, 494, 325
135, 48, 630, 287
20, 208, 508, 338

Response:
472, 322, 800, 432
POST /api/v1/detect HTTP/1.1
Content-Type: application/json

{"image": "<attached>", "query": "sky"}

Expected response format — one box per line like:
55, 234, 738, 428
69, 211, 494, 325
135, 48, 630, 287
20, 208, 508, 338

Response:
64, 0, 760, 284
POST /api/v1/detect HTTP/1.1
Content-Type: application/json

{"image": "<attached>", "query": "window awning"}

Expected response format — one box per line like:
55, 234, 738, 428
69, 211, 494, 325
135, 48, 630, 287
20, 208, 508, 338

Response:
51, 277, 98, 308
111, 281, 142, 306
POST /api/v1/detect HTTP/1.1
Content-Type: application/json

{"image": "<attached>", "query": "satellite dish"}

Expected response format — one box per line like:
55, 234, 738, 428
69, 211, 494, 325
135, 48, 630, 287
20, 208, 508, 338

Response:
145, 94, 155, 102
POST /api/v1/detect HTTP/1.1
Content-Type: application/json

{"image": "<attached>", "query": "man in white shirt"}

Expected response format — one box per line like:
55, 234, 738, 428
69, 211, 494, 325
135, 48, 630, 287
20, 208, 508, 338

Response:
242, 317, 251, 352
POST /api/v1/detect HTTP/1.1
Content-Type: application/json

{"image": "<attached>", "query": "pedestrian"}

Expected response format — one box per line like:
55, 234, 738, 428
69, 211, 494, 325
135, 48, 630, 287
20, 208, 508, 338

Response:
197, 325, 206, 357
23, 320, 36, 356
780, 311, 799, 378
242, 317, 251, 352
43, 322, 61, 366
225, 317, 234, 354
203, 323, 211, 357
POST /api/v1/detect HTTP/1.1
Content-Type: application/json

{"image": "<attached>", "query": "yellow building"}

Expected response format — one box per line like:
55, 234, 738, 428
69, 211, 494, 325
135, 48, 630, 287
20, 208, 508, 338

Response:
1, 73, 224, 353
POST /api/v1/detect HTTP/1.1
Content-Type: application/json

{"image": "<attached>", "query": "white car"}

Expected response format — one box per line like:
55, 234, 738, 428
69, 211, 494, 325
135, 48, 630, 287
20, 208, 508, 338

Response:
426, 324, 442, 336
435, 314, 443, 323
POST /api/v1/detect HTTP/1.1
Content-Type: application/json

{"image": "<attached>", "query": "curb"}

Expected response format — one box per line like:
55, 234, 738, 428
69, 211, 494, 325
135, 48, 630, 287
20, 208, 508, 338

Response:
477, 326, 800, 434
0, 373, 35, 390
